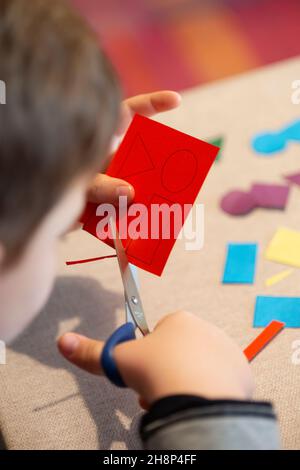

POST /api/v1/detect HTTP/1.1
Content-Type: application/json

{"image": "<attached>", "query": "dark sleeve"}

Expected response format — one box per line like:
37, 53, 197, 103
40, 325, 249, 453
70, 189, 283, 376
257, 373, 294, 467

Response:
139, 395, 280, 450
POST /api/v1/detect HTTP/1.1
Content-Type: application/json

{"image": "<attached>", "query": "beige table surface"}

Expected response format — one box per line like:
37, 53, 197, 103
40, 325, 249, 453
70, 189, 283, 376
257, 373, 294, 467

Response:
1, 57, 300, 450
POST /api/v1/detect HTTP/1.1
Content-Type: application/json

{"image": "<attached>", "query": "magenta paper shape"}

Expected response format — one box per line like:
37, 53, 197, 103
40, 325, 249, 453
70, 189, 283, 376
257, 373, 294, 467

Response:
284, 171, 300, 186
250, 183, 290, 209
220, 190, 257, 216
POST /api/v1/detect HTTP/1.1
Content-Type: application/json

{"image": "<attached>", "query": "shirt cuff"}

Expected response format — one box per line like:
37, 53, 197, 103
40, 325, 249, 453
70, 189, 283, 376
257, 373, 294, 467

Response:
140, 394, 276, 442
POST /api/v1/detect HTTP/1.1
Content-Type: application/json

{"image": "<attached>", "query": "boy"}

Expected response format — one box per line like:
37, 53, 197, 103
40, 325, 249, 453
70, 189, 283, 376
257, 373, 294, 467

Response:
0, 0, 279, 449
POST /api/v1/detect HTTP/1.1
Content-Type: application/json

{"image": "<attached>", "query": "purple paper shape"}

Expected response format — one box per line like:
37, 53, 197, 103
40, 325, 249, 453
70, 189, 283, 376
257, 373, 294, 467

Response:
250, 183, 290, 209
220, 190, 257, 216
284, 171, 300, 187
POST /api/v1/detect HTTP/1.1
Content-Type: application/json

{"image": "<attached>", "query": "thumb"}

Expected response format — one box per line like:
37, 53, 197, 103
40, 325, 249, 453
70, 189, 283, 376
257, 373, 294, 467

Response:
87, 173, 134, 205
58, 333, 105, 375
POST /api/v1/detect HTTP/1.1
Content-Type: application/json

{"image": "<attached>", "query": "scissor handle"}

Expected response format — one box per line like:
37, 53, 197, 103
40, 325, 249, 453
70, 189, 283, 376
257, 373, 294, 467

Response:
101, 322, 135, 387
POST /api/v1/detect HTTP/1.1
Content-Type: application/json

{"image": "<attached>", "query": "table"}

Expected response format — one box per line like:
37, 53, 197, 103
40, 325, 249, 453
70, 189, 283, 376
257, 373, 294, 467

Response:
1, 56, 300, 449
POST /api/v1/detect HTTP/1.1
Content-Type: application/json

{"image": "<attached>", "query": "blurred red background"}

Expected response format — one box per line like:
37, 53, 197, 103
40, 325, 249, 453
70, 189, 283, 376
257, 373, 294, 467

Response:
71, 0, 300, 96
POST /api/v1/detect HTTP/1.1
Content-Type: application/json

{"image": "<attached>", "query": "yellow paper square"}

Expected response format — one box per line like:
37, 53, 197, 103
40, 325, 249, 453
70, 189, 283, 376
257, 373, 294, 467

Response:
265, 227, 300, 267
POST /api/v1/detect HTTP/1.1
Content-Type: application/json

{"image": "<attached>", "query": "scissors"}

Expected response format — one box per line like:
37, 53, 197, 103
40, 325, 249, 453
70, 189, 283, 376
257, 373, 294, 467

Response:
100, 218, 150, 387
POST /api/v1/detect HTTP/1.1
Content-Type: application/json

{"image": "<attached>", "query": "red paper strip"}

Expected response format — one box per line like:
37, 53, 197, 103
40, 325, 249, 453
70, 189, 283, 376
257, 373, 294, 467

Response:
66, 255, 117, 266
82, 114, 219, 276
244, 320, 285, 362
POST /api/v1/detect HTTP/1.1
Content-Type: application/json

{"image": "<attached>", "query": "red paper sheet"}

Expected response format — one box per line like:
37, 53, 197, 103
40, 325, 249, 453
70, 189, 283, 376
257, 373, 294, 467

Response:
243, 320, 285, 362
81, 114, 219, 276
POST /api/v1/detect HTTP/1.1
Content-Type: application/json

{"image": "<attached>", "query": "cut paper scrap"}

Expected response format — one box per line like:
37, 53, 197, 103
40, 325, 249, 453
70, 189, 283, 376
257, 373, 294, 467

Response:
81, 114, 219, 276
244, 320, 285, 362
220, 183, 289, 216
254, 296, 300, 328
284, 171, 300, 186
66, 254, 117, 266
220, 190, 256, 216
265, 268, 294, 287
265, 227, 300, 268
209, 136, 224, 162
250, 183, 289, 209
252, 118, 300, 155
222, 243, 257, 284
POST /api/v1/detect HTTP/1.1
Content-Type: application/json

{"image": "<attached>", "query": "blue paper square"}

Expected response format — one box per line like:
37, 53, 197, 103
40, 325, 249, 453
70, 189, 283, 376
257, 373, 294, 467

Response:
222, 243, 257, 284
254, 296, 300, 328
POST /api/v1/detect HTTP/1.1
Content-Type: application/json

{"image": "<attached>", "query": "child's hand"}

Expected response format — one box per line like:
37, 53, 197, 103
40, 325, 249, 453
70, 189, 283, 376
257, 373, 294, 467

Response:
87, 91, 181, 206
58, 311, 253, 408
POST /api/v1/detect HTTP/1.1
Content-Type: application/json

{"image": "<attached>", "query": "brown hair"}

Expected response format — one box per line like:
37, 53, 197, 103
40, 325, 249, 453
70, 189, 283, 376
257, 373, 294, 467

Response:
0, 0, 121, 265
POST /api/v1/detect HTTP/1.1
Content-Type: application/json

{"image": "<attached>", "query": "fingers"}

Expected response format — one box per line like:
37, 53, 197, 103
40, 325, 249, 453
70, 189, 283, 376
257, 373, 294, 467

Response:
58, 333, 152, 409
87, 173, 134, 205
153, 310, 194, 331
117, 91, 181, 135
124, 91, 181, 115
58, 333, 105, 375
87, 91, 181, 205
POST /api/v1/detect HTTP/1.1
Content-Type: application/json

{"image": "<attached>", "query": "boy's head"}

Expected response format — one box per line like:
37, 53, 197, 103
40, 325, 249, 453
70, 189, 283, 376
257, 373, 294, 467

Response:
0, 0, 121, 342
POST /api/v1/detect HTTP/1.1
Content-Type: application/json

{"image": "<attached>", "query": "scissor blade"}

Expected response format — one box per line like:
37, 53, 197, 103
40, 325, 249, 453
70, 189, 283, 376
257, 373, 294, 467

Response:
109, 218, 149, 336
